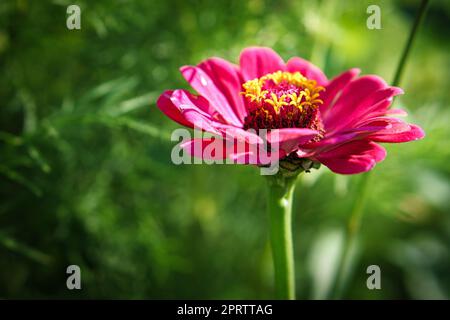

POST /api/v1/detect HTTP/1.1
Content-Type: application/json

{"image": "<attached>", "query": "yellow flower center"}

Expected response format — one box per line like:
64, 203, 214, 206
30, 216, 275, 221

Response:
241, 71, 325, 132
242, 71, 324, 113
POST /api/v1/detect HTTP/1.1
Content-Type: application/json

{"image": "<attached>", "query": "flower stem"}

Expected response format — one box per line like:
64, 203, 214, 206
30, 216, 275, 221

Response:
329, 0, 430, 299
266, 174, 298, 300
392, 0, 430, 87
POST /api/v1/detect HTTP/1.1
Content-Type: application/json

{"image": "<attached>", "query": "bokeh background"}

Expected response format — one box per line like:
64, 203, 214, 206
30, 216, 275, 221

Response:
0, 0, 449, 299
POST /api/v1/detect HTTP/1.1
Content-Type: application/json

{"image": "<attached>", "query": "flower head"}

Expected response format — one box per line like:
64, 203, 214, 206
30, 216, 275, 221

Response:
157, 47, 424, 174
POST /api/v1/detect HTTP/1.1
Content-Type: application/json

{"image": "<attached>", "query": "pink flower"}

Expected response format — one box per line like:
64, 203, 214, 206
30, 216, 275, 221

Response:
157, 47, 424, 174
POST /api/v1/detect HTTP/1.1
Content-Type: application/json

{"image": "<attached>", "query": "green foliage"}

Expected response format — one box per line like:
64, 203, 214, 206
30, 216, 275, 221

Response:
0, 0, 449, 298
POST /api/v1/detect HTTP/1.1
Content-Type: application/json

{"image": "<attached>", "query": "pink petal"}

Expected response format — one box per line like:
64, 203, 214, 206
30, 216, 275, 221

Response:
361, 108, 408, 121
198, 58, 248, 123
304, 125, 387, 155
324, 75, 389, 132
170, 89, 221, 119
180, 109, 222, 134
315, 140, 386, 175
230, 148, 286, 165
286, 57, 328, 86
228, 138, 286, 165
169, 89, 224, 134
266, 128, 318, 154
356, 116, 408, 130
303, 117, 422, 157
385, 109, 408, 117
320, 68, 360, 118
295, 148, 315, 158
308, 116, 411, 152
239, 47, 285, 81
181, 138, 228, 160
214, 124, 264, 144
362, 87, 404, 111
159, 90, 264, 143
157, 90, 202, 128
180, 66, 243, 127
181, 138, 282, 165
342, 87, 404, 129
370, 124, 425, 143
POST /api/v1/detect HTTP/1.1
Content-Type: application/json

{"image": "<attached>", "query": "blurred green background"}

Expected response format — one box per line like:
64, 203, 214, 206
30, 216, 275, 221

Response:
0, 0, 449, 299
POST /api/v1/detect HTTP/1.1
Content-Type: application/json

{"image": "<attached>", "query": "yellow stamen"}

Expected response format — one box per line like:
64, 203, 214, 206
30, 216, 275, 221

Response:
241, 71, 324, 113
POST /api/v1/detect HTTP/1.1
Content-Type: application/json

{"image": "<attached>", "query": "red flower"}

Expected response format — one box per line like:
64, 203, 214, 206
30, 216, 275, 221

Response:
157, 47, 424, 174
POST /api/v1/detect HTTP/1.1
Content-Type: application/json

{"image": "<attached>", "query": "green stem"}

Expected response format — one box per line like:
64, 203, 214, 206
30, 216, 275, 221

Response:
330, 0, 430, 299
392, 0, 430, 87
266, 175, 297, 300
